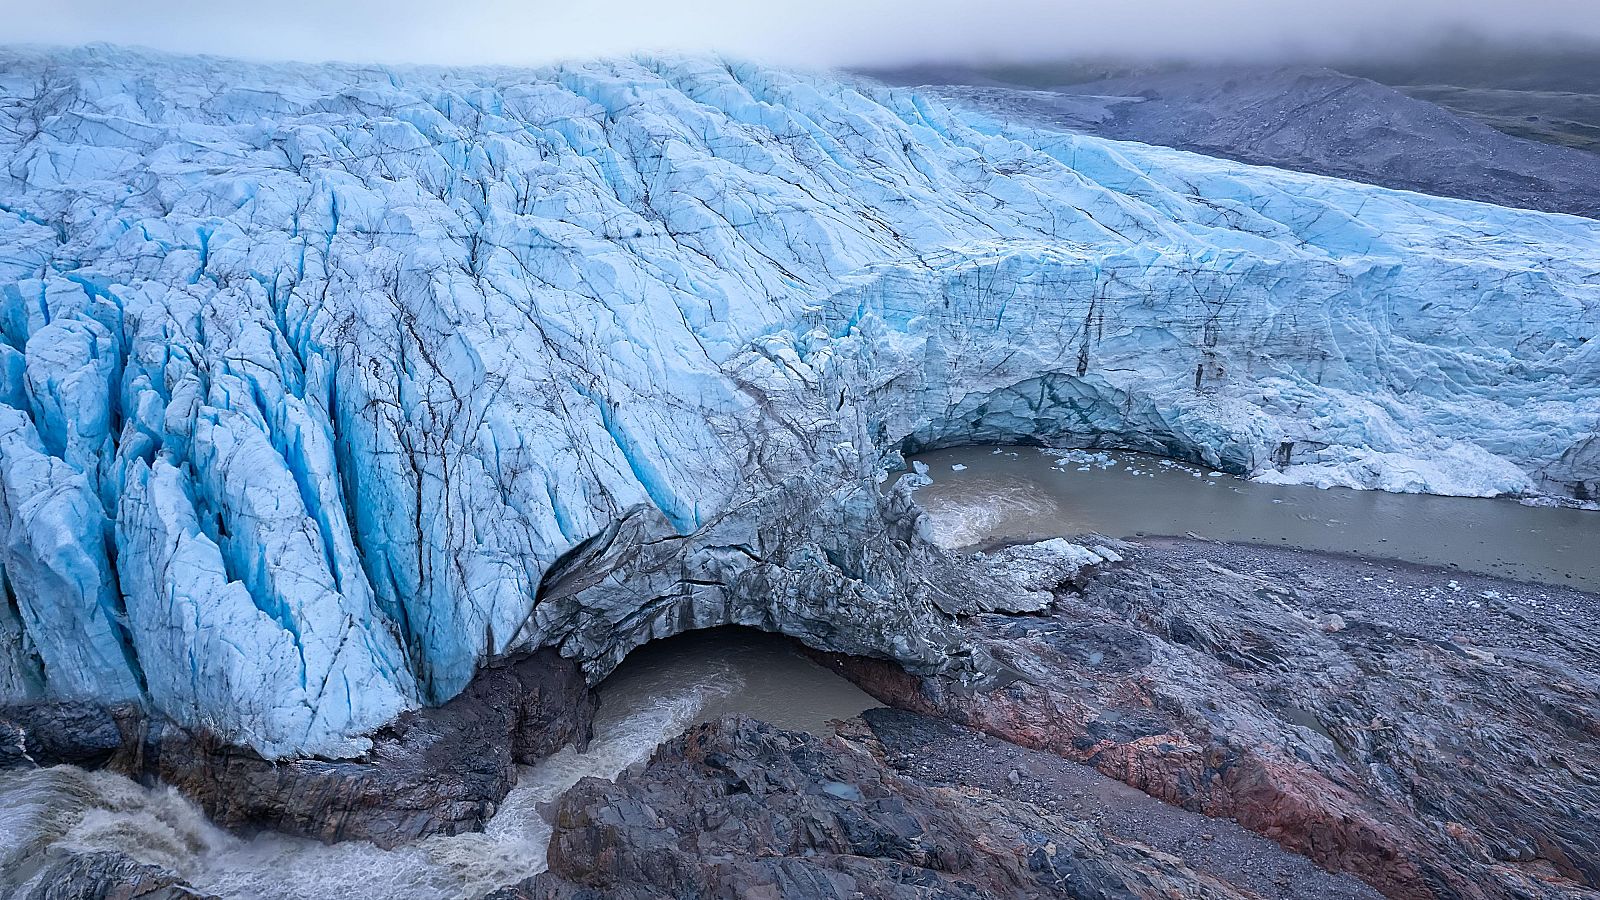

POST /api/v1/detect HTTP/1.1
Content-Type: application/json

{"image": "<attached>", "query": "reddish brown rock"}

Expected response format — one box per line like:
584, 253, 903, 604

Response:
490, 715, 1254, 900
812, 539, 1600, 899
860, 706, 1380, 900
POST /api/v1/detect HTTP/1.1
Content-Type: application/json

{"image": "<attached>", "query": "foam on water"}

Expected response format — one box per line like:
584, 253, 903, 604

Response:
917, 463, 1061, 549
0, 630, 877, 899
194, 665, 739, 900
0, 766, 229, 891
0, 674, 733, 900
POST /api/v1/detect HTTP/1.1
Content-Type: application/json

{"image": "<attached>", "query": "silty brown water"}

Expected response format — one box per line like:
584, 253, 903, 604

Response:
1, 629, 878, 900
909, 446, 1600, 591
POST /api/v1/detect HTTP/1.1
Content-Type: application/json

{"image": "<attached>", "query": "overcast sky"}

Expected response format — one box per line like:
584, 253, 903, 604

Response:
5, 0, 1599, 69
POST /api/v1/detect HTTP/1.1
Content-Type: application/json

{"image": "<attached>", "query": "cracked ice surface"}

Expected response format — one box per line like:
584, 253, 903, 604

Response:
0, 47, 1595, 756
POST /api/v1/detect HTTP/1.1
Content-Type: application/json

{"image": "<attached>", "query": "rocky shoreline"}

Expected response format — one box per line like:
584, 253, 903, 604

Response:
5, 538, 1599, 900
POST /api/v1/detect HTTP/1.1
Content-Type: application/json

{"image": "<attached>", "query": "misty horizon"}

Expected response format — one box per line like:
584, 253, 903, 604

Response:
5, 0, 1600, 71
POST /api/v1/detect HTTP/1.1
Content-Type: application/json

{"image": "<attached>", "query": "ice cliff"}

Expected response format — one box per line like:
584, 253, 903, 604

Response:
1, 47, 1596, 757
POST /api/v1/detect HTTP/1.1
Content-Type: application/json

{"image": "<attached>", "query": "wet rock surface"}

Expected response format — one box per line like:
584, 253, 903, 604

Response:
0, 649, 595, 849
863, 707, 1380, 900
8, 538, 1596, 900
0, 703, 136, 770
815, 538, 1600, 899
7, 851, 217, 900
136, 648, 596, 848
492, 715, 1253, 899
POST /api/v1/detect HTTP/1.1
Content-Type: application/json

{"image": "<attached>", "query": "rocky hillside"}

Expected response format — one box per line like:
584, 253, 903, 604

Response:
900, 66, 1600, 218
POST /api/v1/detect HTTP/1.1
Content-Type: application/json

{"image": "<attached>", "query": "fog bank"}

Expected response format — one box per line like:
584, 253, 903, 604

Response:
5, 0, 1598, 68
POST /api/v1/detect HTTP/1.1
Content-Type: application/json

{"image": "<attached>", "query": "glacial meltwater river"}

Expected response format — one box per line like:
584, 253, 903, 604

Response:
4, 446, 1596, 898
910, 446, 1600, 593
0, 630, 879, 900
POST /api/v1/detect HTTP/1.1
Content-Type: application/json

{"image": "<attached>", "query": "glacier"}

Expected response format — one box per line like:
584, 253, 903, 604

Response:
0, 46, 1595, 758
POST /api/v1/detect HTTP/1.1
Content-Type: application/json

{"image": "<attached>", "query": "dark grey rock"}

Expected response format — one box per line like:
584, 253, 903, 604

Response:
1, 649, 594, 849
0, 703, 136, 770
489, 715, 1253, 899
1538, 433, 1600, 501
529, 473, 996, 683
863, 707, 1380, 900
8, 850, 216, 900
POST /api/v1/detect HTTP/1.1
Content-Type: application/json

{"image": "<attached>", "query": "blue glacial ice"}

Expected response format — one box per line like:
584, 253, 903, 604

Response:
0, 47, 1595, 756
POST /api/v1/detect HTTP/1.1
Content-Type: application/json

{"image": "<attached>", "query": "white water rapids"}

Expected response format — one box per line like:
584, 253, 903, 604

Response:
0, 630, 878, 899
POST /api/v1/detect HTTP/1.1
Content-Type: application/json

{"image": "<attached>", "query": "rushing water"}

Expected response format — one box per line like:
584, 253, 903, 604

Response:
0, 629, 877, 900
11, 446, 1594, 898
910, 446, 1600, 592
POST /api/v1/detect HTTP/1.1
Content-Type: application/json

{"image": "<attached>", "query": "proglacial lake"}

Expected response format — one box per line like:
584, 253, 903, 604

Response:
908, 446, 1600, 592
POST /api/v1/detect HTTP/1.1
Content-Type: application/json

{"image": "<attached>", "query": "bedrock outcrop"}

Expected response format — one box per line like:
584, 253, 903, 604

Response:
489, 715, 1253, 900
0, 649, 594, 848
813, 539, 1600, 900
7, 850, 217, 900
860, 706, 1380, 900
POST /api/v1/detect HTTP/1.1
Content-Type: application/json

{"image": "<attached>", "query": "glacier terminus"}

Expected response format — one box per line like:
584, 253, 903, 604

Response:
1, 46, 1597, 762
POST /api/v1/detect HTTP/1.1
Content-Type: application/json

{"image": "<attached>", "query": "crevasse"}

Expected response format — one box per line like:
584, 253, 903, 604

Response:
0, 48, 1595, 757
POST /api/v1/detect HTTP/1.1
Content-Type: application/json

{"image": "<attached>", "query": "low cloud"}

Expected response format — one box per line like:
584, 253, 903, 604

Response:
6, 0, 1599, 69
